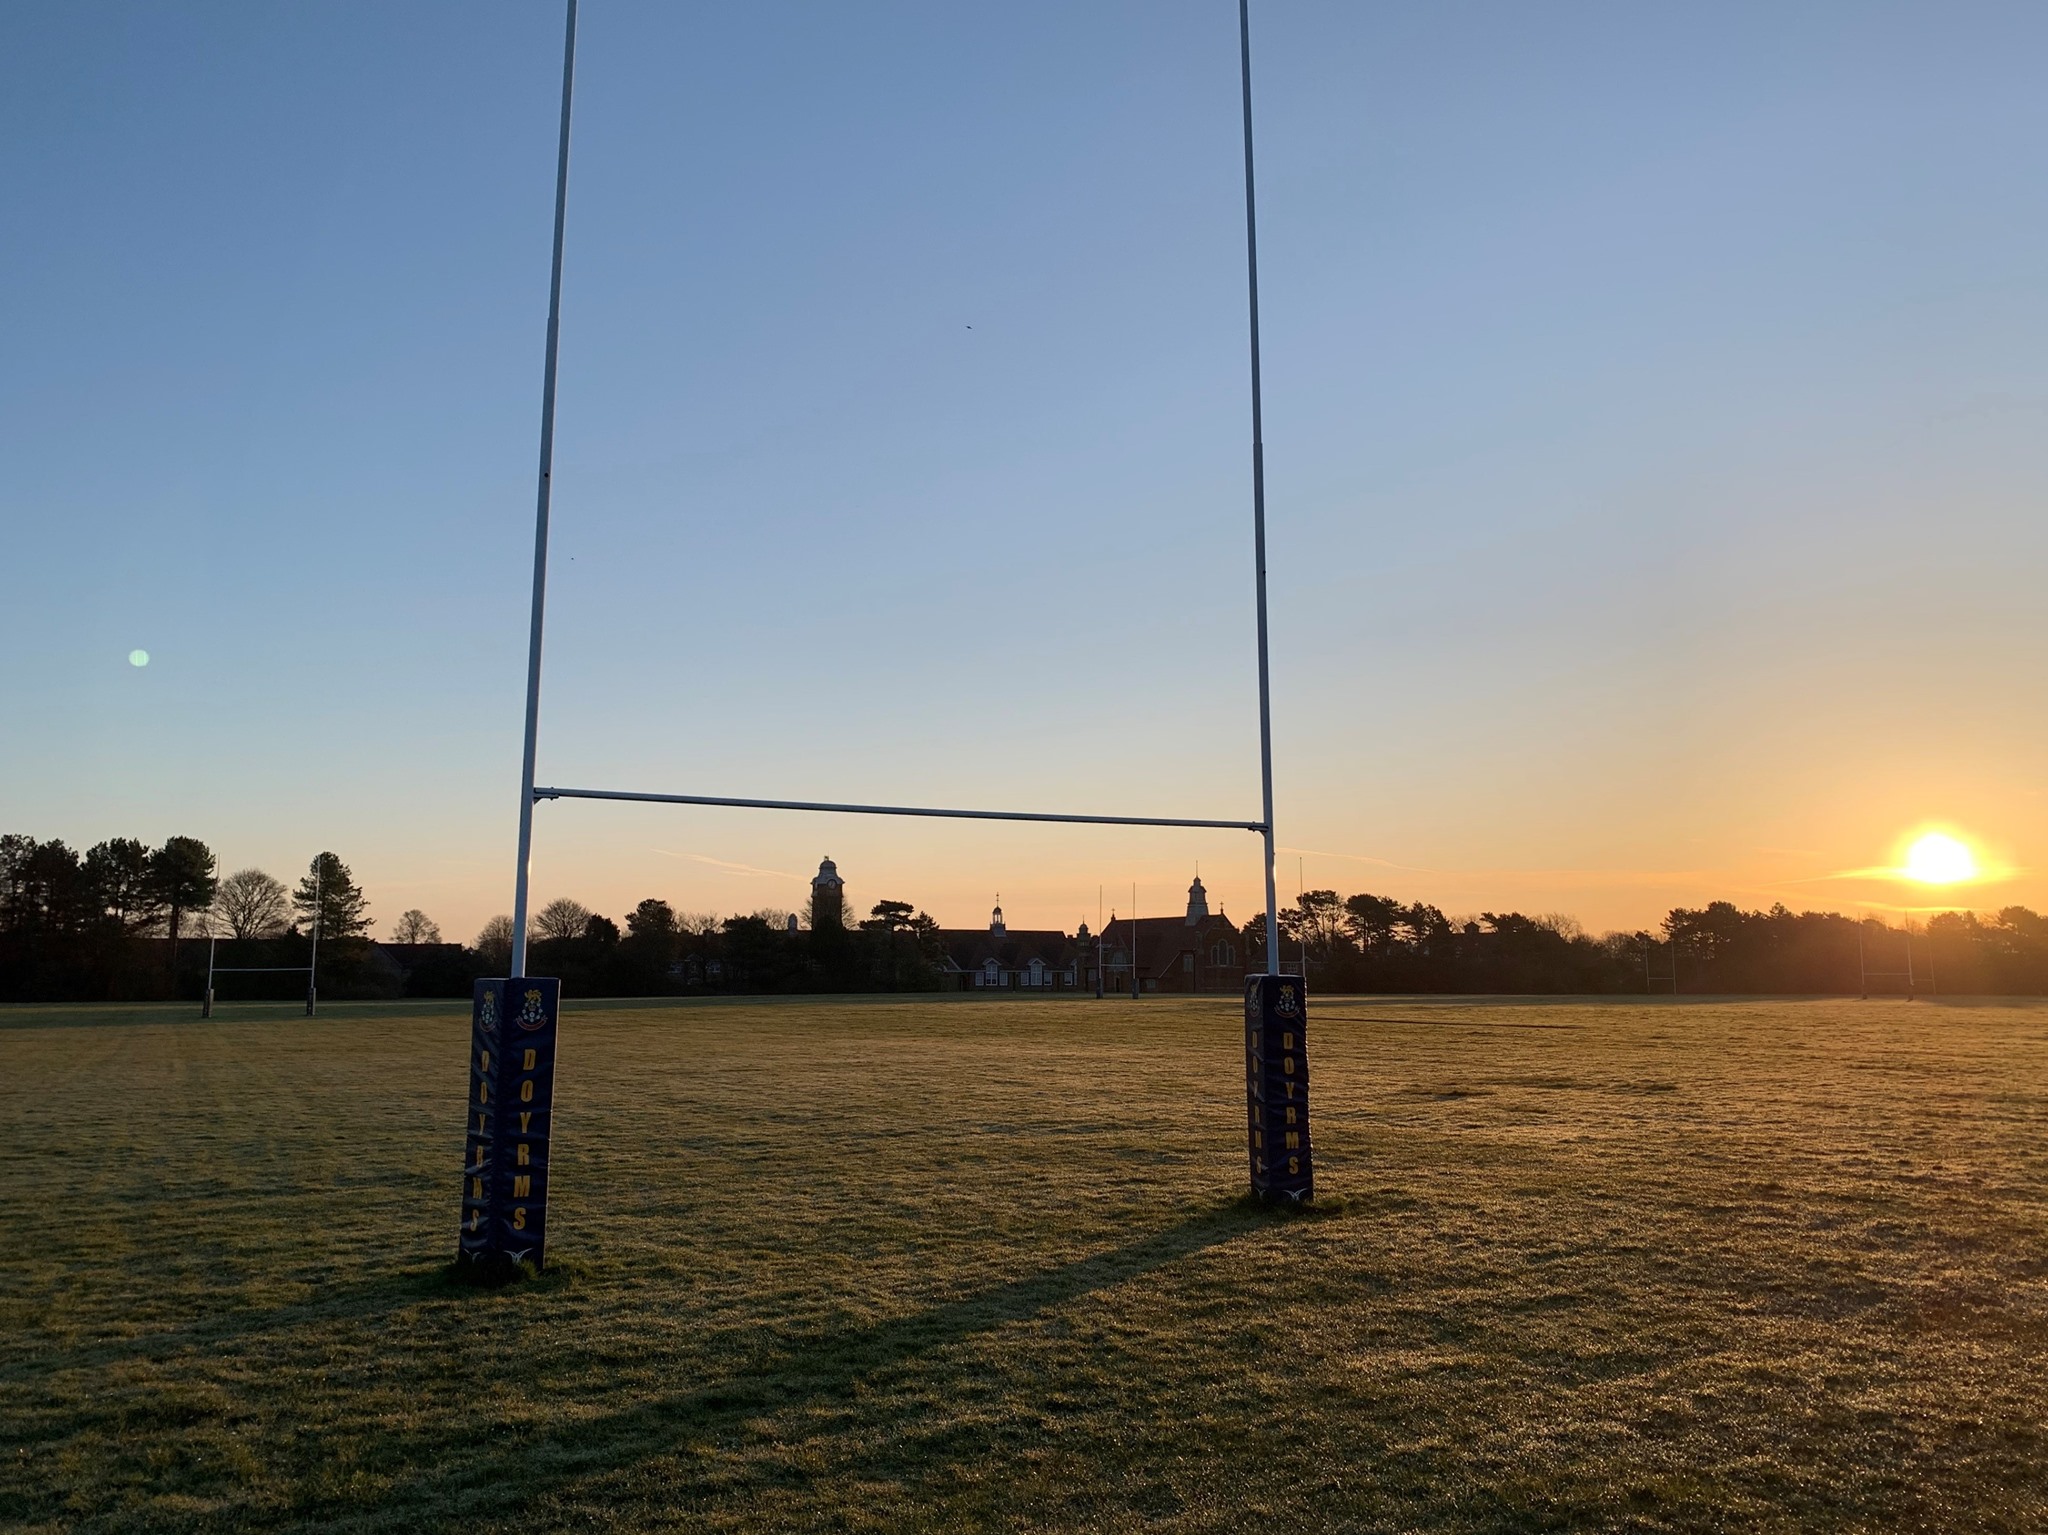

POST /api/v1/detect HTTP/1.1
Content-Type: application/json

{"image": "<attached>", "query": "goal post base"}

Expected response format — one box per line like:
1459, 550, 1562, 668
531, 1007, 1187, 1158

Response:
446, 1250, 536, 1288
456, 977, 563, 1273
1244, 975, 1314, 1203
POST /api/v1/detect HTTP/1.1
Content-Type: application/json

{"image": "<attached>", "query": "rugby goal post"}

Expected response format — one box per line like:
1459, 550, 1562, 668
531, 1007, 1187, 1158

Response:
201, 863, 321, 1016
458, 0, 1314, 1278
1859, 930, 1933, 1000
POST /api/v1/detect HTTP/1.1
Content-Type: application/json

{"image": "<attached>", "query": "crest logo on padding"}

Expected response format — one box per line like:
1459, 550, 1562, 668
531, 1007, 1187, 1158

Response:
516, 988, 548, 1030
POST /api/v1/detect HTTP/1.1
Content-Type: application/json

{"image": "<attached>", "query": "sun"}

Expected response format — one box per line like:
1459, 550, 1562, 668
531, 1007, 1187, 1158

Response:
1902, 832, 1977, 884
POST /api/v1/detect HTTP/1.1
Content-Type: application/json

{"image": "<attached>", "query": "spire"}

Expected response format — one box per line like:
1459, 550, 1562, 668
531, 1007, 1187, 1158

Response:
990, 895, 1006, 936
1185, 872, 1210, 925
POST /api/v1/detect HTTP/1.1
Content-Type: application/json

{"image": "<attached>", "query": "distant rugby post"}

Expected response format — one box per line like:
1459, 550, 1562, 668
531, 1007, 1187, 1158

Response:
458, 0, 1312, 1278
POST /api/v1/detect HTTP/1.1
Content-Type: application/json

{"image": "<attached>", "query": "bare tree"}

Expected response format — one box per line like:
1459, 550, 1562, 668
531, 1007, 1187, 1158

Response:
474, 914, 514, 973
391, 909, 441, 945
215, 868, 290, 940
679, 911, 723, 937
532, 897, 592, 942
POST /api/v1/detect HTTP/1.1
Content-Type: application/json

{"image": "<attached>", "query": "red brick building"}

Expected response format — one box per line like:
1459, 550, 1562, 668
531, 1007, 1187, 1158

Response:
1083, 876, 1244, 994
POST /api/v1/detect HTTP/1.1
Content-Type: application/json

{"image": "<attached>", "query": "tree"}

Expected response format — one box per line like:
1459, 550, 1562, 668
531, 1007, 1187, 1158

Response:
1343, 892, 1402, 954
860, 899, 939, 946
590, 899, 673, 992
860, 898, 942, 988
293, 852, 372, 940
1394, 902, 1452, 952
0, 835, 34, 931
390, 909, 442, 945
1295, 889, 1348, 959
1240, 906, 1305, 969
860, 899, 918, 933
1998, 906, 2048, 941
0, 836, 91, 936
622, 898, 679, 967
721, 912, 802, 989
626, 898, 678, 942
216, 868, 290, 940
1241, 910, 1271, 967
150, 836, 218, 955
474, 915, 514, 973
532, 898, 592, 943
84, 839, 161, 934
1663, 901, 1745, 970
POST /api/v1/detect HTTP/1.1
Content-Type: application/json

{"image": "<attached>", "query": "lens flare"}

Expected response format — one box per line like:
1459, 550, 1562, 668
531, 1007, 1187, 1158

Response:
1903, 832, 1975, 884
128, 650, 149, 668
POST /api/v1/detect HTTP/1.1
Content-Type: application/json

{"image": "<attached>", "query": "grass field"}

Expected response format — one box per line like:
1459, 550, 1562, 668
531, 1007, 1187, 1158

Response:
6, 993, 2047, 1533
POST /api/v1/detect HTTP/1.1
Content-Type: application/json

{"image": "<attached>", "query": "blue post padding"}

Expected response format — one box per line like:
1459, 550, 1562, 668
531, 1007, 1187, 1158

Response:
1244, 974, 1313, 1202
456, 978, 561, 1270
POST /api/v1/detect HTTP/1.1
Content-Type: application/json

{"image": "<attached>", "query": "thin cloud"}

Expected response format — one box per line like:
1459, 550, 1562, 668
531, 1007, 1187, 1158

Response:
1796, 864, 2022, 886
652, 850, 802, 882
1277, 846, 1442, 874
1281, 846, 1712, 887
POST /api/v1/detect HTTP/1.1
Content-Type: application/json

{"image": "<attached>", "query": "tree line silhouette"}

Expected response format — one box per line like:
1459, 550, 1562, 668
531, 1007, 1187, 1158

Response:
0, 833, 948, 1001
0, 833, 401, 1001
1250, 890, 2048, 995
8, 828, 2048, 1000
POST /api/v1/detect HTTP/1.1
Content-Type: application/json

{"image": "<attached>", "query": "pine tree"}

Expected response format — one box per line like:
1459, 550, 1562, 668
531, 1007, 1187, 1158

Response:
293, 852, 372, 940
84, 838, 161, 933
150, 836, 217, 957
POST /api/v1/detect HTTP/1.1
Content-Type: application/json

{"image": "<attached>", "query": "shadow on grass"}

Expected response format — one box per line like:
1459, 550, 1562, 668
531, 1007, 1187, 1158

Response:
308, 1198, 1287, 1528
10, 1195, 1339, 1393
0, 1258, 534, 1388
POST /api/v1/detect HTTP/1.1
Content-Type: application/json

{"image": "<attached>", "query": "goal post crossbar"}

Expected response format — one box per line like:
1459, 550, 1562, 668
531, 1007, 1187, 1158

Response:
532, 785, 1265, 834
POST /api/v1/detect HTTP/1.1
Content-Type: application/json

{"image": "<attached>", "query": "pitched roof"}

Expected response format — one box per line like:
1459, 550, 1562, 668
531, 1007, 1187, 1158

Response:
1096, 912, 1241, 974
935, 929, 1079, 971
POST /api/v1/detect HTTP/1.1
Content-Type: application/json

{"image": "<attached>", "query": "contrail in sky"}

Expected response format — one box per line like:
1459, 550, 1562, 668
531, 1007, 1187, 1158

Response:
653, 850, 802, 882
1278, 846, 1437, 873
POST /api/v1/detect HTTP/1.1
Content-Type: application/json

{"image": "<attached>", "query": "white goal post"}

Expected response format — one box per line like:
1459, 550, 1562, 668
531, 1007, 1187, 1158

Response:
200, 863, 322, 1016
503, 0, 1287, 983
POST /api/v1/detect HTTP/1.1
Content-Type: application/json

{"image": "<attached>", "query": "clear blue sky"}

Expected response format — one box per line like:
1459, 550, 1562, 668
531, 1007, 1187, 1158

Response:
5, 1, 2046, 940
